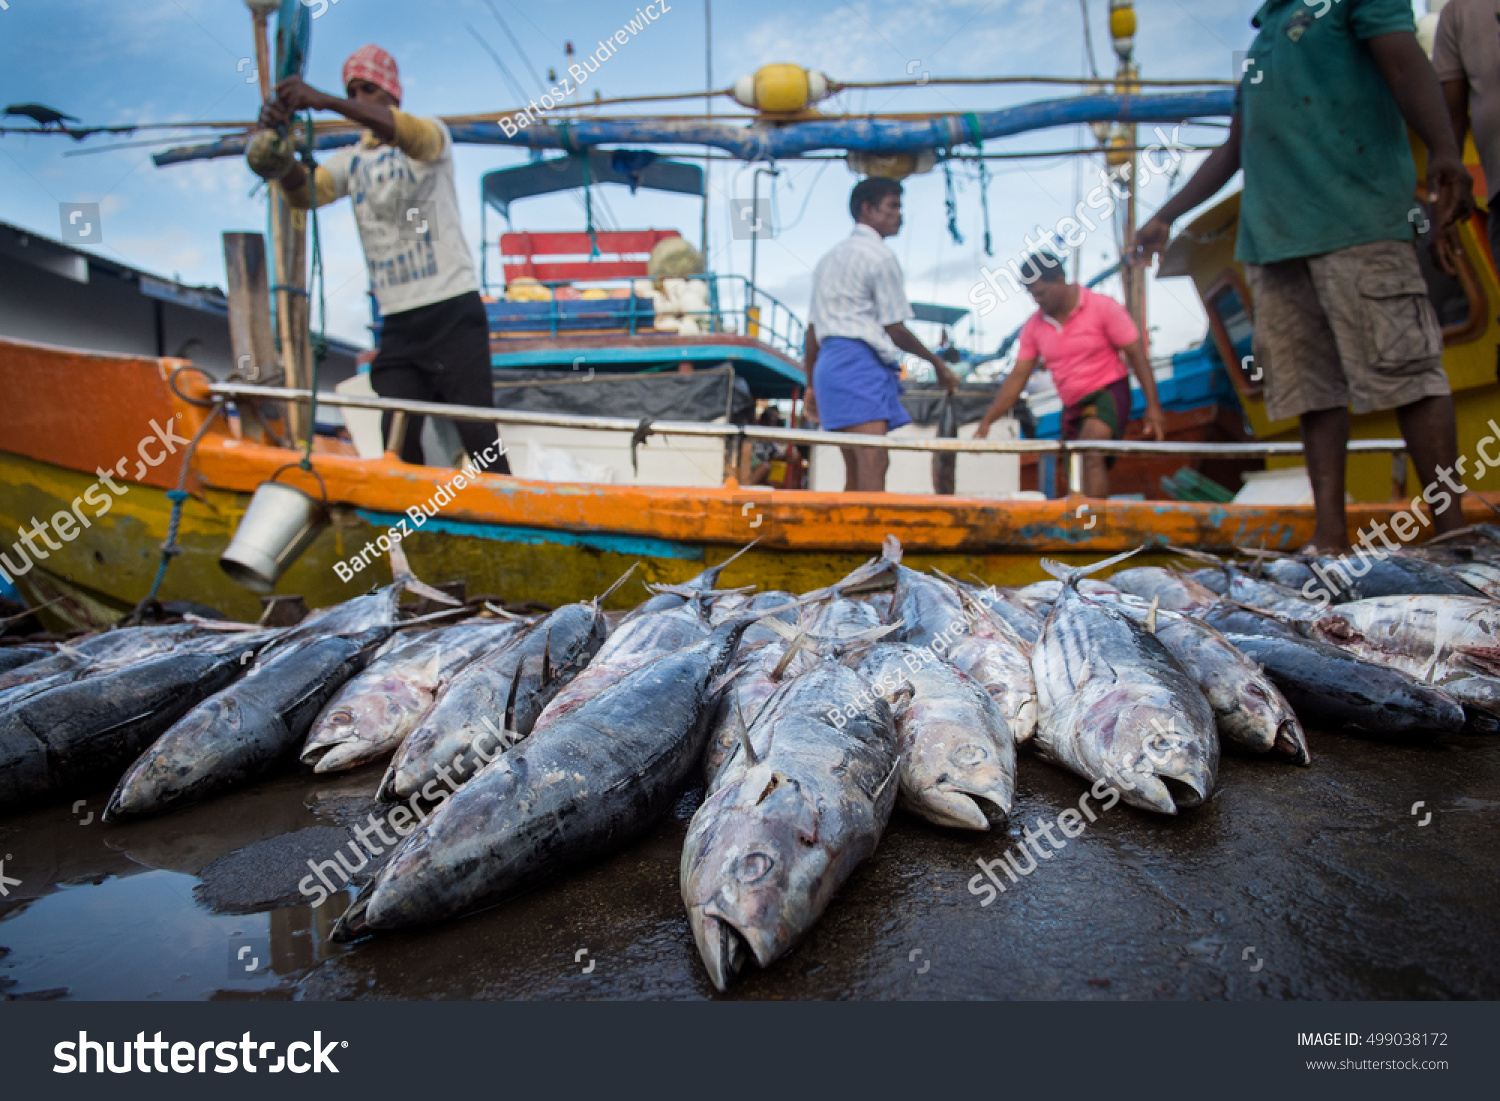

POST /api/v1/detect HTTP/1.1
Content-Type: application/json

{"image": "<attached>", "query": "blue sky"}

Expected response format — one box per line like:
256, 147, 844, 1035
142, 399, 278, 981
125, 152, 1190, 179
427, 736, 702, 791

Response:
0, 0, 1416, 357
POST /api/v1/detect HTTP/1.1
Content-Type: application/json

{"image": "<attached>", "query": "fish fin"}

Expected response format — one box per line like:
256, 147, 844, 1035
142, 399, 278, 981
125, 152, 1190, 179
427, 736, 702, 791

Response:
770, 632, 808, 680
760, 617, 799, 643
882, 534, 904, 566
1166, 544, 1224, 565
503, 655, 525, 730
398, 606, 469, 627
540, 628, 554, 686
708, 668, 742, 698
871, 754, 902, 806
733, 692, 760, 767
389, 542, 460, 606
1456, 645, 1500, 678
1040, 546, 1144, 587
594, 561, 641, 606
1146, 595, 1159, 634
420, 647, 444, 683
482, 602, 526, 621
702, 539, 761, 585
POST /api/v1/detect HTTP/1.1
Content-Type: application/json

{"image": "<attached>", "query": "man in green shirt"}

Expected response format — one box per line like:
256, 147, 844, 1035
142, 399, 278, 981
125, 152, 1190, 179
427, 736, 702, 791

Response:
1136, 0, 1475, 553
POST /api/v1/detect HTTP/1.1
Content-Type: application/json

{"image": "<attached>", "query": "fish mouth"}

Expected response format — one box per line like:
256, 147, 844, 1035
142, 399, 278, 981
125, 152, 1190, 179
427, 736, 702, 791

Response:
916, 784, 1011, 831
1122, 770, 1210, 815
693, 912, 751, 992
1275, 718, 1312, 766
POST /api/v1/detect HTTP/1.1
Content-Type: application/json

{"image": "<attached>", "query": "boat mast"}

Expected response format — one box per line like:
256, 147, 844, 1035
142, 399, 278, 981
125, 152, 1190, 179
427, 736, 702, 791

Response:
1109, 1, 1146, 347
701, 0, 712, 256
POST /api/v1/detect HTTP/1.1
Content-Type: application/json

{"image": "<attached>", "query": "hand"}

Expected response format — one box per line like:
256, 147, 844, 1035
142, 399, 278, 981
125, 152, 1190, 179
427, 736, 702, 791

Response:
1143, 404, 1167, 442
803, 389, 818, 424
1427, 155, 1476, 232
934, 362, 960, 392
1432, 223, 1463, 278
1131, 217, 1172, 267
973, 418, 992, 440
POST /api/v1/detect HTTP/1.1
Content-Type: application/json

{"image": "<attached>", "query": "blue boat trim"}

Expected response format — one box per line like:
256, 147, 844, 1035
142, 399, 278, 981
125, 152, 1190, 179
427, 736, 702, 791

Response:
491, 342, 807, 395
354, 509, 705, 561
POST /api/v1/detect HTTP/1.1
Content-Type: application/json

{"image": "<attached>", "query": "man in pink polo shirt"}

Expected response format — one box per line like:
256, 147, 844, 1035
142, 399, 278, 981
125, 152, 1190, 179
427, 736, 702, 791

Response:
975, 253, 1166, 497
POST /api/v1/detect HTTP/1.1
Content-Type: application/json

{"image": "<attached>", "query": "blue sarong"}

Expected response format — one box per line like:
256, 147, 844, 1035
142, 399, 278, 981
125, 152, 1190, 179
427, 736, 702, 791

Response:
813, 337, 911, 432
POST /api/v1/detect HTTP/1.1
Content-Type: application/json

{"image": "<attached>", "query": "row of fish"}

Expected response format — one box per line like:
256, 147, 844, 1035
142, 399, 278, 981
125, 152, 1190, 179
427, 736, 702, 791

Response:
1, 525, 1497, 991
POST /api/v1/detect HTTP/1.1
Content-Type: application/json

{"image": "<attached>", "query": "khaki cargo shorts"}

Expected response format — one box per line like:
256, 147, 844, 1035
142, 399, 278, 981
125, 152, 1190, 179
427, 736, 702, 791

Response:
1245, 239, 1448, 423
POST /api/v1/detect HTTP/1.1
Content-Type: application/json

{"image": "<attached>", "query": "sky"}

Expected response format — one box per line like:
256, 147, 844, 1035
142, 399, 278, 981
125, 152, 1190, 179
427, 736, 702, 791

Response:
0, 0, 1426, 359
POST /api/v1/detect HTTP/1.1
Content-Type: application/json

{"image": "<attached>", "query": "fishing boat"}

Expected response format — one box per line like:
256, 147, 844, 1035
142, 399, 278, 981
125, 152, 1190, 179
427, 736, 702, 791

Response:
3, 5, 1497, 632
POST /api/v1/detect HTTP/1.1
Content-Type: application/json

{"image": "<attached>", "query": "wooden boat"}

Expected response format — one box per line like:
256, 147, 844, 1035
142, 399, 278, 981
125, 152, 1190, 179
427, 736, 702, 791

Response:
3, 331, 1497, 632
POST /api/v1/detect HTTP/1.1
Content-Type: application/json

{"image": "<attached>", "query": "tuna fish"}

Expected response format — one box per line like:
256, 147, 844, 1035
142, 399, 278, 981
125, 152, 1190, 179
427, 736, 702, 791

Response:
103, 626, 397, 821
1107, 567, 1219, 613
300, 621, 526, 774
942, 582, 1039, 747
682, 662, 900, 990
1307, 596, 1500, 675
1030, 551, 1219, 814
377, 600, 610, 802
0, 647, 49, 675
858, 643, 1015, 829
0, 634, 280, 812
1221, 632, 1467, 736
333, 617, 757, 940
1306, 552, 1486, 602
1097, 594, 1309, 764
627, 542, 757, 618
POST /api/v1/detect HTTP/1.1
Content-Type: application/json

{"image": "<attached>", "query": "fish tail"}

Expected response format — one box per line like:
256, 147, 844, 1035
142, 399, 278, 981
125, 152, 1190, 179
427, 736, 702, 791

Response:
594, 561, 641, 606
1039, 546, 1144, 587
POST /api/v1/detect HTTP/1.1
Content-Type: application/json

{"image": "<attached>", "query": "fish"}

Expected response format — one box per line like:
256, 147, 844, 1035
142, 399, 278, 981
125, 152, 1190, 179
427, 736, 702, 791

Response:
1012, 576, 1119, 611
377, 600, 610, 802
1221, 632, 1467, 736
857, 643, 1014, 829
800, 594, 883, 639
737, 591, 800, 648
0, 633, 281, 812
1107, 567, 1219, 613
0, 647, 49, 675
532, 600, 711, 732
1185, 565, 1320, 622
300, 621, 527, 774
932, 391, 957, 496
1097, 594, 1309, 764
1443, 562, 1500, 599
1307, 596, 1500, 676
332, 617, 757, 941
881, 538, 967, 651
271, 542, 458, 650
681, 661, 900, 990
0, 623, 206, 695
941, 582, 1039, 746
627, 542, 757, 618
951, 574, 1045, 643
1304, 634, 1500, 733
1030, 550, 1219, 814
103, 626, 397, 821
701, 640, 802, 786
1305, 552, 1486, 602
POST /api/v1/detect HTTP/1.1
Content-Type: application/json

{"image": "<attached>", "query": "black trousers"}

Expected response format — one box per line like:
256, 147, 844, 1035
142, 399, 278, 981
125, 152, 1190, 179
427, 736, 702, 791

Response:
369, 290, 511, 473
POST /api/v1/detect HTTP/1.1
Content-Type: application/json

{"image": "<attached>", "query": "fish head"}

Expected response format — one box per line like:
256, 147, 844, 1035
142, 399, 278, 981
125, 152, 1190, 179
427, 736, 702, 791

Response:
899, 706, 1013, 830
1088, 690, 1216, 815
682, 770, 825, 990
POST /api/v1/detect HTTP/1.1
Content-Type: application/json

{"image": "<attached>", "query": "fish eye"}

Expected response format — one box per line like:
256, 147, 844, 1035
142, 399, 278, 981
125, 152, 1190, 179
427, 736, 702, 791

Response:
327, 710, 354, 726
736, 852, 774, 883
952, 743, 988, 766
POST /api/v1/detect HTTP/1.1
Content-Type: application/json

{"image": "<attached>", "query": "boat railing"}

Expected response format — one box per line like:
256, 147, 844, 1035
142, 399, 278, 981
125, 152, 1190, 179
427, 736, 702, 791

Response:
210, 383, 1410, 496
487, 272, 806, 360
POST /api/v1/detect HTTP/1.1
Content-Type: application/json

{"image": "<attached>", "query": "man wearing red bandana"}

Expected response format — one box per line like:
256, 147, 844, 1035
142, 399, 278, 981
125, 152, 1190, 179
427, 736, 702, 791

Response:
257, 45, 508, 473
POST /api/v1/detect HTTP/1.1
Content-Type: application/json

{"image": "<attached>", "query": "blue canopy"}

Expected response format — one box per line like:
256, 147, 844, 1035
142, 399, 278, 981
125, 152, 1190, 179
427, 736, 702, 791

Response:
482, 150, 704, 220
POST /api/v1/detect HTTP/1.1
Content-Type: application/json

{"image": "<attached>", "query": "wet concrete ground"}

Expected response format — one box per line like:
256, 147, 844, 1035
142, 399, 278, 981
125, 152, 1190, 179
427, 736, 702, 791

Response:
0, 725, 1496, 1000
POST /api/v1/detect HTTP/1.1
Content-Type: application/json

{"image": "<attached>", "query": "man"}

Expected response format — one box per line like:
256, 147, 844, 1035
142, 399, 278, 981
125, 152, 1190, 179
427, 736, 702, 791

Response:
256, 45, 509, 473
804, 177, 959, 492
974, 254, 1166, 498
1433, 0, 1500, 274
1135, 1, 1474, 553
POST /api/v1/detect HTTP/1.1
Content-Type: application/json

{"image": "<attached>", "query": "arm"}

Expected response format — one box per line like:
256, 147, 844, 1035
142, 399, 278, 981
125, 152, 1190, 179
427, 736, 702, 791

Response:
1442, 78, 1469, 150
1367, 32, 1475, 232
1134, 112, 1243, 264
885, 323, 960, 391
973, 358, 1038, 438
1121, 340, 1166, 441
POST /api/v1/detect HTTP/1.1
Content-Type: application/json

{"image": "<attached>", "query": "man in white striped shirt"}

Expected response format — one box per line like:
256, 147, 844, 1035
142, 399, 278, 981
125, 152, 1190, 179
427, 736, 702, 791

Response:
805, 178, 958, 491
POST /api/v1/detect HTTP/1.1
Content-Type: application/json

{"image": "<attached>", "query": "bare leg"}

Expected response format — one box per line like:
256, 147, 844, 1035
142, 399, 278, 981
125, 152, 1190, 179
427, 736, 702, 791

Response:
1395, 394, 1463, 536
1076, 417, 1112, 498
1301, 406, 1352, 553
838, 420, 889, 491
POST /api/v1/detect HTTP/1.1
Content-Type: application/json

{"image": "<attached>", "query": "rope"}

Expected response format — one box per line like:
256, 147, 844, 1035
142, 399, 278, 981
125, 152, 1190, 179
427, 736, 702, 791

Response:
941, 157, 963, 246
300, 109, 328, 473
964, 114, 993, 258
128, 367, 225, 625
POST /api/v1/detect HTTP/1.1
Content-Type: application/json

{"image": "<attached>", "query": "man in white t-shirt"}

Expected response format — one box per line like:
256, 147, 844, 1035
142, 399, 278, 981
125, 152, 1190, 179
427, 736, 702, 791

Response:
256, 45, 508, 472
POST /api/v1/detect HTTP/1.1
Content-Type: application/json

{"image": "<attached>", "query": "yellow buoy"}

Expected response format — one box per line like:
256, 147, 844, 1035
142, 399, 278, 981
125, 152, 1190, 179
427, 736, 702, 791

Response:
1109, 5, 1136, 39
731, 64, 832, 113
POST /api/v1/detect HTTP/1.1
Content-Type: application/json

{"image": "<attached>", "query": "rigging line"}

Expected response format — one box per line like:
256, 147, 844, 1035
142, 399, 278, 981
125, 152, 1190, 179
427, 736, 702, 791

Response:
1079, 0, 1101, 80
775, 159, 832, 233
481, 0, 550, 95
467, 23, 531, 107
837, 75, 1235, 89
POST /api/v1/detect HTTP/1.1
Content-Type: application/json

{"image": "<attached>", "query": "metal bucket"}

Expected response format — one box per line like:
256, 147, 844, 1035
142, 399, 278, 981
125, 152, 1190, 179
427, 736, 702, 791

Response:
219, 464, 328, 593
